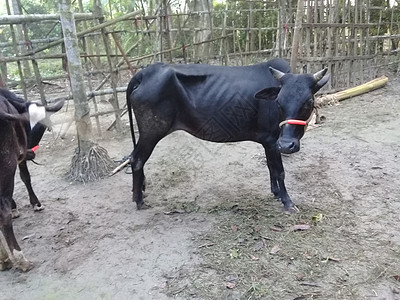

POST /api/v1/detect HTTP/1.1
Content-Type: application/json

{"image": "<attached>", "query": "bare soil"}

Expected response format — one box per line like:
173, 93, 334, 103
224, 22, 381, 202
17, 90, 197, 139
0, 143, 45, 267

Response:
1, 77, 400, 300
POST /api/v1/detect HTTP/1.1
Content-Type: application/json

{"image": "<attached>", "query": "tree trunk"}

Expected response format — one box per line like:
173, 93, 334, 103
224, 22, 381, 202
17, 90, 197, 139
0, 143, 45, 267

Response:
59, 0, 115, 182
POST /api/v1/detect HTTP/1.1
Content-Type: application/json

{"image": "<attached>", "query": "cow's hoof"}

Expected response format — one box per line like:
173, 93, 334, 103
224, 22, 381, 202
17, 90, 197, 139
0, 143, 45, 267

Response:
33, 204, 44, 212
136, 202, 151, 210
283, 205, 299, 214
12, 250, 34, 272
11, 209, 20, 219
0, 259, 13, 271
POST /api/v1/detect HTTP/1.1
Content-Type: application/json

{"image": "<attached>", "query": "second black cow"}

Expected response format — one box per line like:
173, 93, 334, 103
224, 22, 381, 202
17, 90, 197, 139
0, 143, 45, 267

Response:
0, 88, 64, 218
0, 88, 63, 271
126, 59, 329, 211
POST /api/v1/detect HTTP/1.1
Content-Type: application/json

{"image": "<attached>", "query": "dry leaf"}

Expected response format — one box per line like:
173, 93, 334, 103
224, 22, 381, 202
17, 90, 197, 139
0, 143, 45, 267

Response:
292, 224, 310, 231
253, 240, 265, 252
304, 250, 312, 260
393, 275, 400, 282
250, 254, 259, 261
270, 244, 281, 255
226, 274, 238, 282
226, 282, 236, 289
232, 225, 238, 232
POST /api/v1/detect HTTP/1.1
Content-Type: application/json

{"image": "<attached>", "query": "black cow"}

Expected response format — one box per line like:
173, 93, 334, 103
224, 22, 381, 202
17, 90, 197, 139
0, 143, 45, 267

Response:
0, 89, 63, 271
0, 88, 63, 218
126, 59, 329, 211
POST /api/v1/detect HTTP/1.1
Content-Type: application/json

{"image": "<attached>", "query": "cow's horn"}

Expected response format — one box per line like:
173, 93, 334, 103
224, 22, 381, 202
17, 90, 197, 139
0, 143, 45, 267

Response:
269, 67, 286, 80
46, 100, 65, 112
313, 68, 328, 82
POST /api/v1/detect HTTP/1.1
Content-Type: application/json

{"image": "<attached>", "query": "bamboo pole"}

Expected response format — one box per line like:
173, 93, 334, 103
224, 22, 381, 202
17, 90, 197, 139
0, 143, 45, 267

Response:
94, 0, 122, 132
315, 75, 388, 106
290, 0, 304, 72
0, 13, 95, 24
18, 13, 46, 105
79, 0, 101, 138
47, 87, 127, 104
5, 0, 27, 100
11, 0, 31, 78
22, 10, 143, 56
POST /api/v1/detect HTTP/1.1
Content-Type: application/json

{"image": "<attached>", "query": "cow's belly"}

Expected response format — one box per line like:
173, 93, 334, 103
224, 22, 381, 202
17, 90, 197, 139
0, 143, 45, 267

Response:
175, 110, 258, 143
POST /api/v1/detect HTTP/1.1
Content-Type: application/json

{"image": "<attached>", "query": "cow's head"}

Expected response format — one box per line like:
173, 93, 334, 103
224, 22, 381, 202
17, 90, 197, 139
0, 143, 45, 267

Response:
255, 67, 329, 154
26, 100, 64, 152
28, 100, 64, 129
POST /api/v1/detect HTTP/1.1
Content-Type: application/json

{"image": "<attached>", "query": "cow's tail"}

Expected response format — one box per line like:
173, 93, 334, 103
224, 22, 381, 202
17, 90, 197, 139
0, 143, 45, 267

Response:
126, 77, 137, 148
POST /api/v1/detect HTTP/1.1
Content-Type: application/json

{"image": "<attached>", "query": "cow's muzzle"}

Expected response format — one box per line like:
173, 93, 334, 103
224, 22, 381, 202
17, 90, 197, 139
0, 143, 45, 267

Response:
277, 138, 300, 154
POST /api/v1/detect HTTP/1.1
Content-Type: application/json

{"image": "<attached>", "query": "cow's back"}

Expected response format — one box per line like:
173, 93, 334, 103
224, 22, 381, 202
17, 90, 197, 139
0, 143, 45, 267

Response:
130, 59, 290, 105
128, 59, 290, 142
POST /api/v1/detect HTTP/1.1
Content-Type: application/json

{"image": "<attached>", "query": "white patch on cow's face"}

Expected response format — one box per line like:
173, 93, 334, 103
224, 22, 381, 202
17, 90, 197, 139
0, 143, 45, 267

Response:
28, 103, 46, 129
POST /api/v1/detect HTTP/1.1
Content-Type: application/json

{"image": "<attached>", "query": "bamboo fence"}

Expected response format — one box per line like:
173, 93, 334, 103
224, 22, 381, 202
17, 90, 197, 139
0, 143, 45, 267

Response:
0, 0, 398, 136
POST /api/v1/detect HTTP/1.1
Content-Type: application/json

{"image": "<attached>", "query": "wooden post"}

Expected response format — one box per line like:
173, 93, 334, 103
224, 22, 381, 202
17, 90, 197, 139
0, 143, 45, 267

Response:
93, 0, 123, 132
10, 0, 31, 78
162, 0, 173, 62
5, 0, 27, 99
0, 52, 8, 88
290, 0, 305, 73
19, 19, 47, 105
78, 0, 102, 138
305, 0, 312, 73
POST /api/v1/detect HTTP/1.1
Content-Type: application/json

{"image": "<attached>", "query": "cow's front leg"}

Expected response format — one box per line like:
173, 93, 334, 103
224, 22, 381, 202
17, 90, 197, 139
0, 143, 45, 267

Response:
18, 161, 43, 211
264, 146, 296, 212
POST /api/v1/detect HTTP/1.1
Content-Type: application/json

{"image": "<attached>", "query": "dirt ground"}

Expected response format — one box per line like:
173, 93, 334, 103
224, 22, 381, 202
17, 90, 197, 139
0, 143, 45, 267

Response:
1, 76, 400, 300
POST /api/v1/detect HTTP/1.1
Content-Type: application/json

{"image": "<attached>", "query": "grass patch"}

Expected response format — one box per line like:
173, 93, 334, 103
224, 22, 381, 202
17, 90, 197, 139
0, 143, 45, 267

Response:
163, 191, 400, 299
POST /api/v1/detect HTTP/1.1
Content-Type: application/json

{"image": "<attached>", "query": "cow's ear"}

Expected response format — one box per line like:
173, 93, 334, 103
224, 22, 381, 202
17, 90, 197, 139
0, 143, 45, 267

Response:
254, 87, 280, 101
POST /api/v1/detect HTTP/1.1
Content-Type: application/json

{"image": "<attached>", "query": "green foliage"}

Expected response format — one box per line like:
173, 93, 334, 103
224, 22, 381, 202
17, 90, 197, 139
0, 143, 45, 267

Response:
20, 0, 61, 40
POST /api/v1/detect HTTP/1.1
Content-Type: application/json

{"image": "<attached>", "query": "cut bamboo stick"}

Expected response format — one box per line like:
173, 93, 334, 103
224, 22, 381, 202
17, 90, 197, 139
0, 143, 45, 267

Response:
315, 75, 388, 106
110, 158, 130, 176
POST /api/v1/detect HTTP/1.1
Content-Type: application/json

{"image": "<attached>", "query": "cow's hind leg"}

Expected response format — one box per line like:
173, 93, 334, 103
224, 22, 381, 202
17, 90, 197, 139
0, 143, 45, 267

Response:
18, 161, 43, 211
130, 138, 160, 210
264, 146, 296, 212
10, 199, 20, 219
